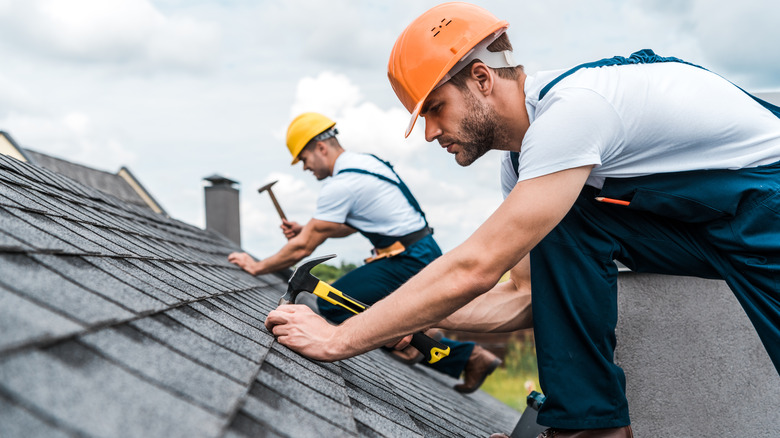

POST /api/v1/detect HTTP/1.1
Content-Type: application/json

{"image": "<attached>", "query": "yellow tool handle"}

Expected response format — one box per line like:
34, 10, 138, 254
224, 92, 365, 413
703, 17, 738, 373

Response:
312, 281, 368, 314
311, 280, 450, 364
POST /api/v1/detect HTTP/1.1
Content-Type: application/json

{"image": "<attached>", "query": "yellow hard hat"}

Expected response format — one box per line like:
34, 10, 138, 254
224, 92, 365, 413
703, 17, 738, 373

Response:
388, 2, 509, 137
285, 112, 337, 164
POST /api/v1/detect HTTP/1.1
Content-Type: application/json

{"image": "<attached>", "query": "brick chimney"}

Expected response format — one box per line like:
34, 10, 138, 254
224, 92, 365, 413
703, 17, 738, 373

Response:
203, 174, 241, 246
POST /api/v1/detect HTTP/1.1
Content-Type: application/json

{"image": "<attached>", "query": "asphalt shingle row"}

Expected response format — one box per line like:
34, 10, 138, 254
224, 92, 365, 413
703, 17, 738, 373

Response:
0, 286, 286, 437
0, 251, 271, 355
0, 156, 238, 263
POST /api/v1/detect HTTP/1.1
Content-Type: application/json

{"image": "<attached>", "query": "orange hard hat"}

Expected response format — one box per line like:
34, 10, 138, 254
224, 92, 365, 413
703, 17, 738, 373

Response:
388, 2, 509, 137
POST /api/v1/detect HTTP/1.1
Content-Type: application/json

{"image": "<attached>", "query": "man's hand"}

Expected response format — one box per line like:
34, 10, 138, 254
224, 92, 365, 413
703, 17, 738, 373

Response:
228, 252, 258, 275
265, 305, 348, 362
280, 219, 303, 240
385, 334, 413, 351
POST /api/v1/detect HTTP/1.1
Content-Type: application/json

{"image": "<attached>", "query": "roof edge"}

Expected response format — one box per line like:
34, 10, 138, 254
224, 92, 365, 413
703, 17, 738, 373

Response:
0, 131, 34, 163
117, 166, 168, 215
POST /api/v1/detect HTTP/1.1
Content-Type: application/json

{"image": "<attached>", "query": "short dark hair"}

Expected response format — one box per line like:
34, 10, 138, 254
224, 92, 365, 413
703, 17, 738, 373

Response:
301, 136, 340, 154
447, 33, 524, 90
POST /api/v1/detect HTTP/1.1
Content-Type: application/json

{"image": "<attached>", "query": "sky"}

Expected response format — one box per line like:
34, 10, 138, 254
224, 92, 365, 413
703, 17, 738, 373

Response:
1, 0, 779, 265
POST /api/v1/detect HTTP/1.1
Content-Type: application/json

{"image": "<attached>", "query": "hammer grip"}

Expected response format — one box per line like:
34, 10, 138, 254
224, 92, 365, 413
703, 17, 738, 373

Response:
410, 332, 451, 364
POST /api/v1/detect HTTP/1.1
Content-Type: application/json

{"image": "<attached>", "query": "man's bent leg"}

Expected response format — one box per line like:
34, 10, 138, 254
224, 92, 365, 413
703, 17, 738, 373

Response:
531, 187, 719, 429
531, 217, 629, 429
705, 180, 780, 373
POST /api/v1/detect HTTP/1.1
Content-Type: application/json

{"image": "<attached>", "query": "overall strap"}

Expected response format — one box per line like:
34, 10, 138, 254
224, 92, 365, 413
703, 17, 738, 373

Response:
338, 154, 429, 226
539, 49, 780, 117
510, 151, 520, 177
510, 49, 780, 179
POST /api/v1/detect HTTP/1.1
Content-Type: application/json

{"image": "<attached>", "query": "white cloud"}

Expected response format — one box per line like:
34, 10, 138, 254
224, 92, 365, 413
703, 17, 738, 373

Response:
62, 112, 90, 134
0, 0, 220, 71
0, 112, 136, 170
0, 74, 37, 116
687, 0, 780, 87
290, 72, 363, 120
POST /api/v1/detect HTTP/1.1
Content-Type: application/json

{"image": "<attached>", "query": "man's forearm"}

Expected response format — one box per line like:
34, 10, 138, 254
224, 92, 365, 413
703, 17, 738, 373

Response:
251, 241, 311, 275
437, 278, 532, 333
439, 256, 533, 332
333, 244, 513, 357
245, 219, 346, 276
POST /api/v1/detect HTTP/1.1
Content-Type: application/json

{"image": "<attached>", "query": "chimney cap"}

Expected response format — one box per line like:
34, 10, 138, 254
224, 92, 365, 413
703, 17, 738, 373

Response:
203, 174, 239, 187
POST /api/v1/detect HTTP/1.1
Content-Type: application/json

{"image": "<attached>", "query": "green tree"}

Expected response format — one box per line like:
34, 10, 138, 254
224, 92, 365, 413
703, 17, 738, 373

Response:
310, 261, 357, 284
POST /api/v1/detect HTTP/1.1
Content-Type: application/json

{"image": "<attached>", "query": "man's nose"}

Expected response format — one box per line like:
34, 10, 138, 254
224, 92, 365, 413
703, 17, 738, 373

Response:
424, 119, 442, 143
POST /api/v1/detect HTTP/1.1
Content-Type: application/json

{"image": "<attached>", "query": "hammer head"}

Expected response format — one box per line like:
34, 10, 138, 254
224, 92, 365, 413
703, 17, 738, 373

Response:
279, 254, 337, 306
257, 180, 278, 194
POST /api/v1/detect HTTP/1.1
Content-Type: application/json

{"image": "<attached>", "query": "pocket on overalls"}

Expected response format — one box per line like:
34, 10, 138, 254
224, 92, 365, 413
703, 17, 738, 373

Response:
627, 188, 732, 223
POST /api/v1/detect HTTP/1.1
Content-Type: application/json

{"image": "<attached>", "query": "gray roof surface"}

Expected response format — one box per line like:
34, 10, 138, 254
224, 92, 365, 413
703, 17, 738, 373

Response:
23, 149, 163, 212
0, 153, 519, 438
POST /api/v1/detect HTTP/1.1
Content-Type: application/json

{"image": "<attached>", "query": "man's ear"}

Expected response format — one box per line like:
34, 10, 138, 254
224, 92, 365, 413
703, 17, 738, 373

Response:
470, 62, 494, 97
315, 141, 328, 156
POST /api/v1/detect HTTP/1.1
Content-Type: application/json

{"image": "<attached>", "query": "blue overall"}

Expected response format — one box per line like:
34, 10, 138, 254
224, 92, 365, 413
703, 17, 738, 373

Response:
317, 155, 475, 378
515, 50, 780, 429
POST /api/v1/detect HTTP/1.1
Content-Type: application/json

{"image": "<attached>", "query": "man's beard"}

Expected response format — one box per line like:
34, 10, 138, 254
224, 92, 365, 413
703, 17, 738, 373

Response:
451, 91, 510, 167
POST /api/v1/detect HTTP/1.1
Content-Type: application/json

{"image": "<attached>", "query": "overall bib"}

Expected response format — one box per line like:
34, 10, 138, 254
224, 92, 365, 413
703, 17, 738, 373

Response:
518, 50, 780, 428
318, 155, 475, 377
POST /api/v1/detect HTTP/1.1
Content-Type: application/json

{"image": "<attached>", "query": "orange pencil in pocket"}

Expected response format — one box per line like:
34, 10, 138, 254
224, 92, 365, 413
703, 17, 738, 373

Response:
595, 197, 631, 206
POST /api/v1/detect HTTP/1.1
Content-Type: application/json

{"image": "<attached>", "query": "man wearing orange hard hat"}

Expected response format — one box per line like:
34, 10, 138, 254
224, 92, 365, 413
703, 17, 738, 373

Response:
266, 3, 780, 437
230, 112, 502, 393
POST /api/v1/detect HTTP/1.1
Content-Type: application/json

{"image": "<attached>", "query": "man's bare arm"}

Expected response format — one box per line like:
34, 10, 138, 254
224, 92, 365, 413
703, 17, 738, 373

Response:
265, 165, 592, 361
437, 255, 532, 333
228, 219, 356, 275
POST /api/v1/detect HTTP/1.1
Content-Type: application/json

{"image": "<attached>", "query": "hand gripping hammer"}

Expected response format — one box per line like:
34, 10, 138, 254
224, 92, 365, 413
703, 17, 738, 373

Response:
280, 254, 451, 364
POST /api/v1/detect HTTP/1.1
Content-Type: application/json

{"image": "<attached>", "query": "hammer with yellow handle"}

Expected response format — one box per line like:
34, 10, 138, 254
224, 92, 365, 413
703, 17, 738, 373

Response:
279, 254, 450, 364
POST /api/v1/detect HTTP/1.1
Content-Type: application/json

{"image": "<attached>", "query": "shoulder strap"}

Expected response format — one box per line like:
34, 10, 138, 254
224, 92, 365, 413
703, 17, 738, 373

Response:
539, 49, 780, 118
513, 50, 780, 181
510, 151, 520, 177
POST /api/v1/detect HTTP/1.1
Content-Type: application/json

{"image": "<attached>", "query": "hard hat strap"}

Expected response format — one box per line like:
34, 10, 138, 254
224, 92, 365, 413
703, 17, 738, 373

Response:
436, 28, 519, 89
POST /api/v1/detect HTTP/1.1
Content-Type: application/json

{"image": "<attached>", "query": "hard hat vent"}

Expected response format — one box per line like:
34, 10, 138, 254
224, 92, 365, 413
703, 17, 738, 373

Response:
431, 18, 452, 38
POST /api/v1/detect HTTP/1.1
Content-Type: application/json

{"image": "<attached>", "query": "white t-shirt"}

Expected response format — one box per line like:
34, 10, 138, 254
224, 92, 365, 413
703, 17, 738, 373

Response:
314, 151, 426, 236
501, 61, 780, 196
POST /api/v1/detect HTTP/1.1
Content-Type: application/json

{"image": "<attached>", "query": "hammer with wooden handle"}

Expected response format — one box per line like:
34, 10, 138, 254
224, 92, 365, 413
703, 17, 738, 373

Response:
258, 180, 286, 221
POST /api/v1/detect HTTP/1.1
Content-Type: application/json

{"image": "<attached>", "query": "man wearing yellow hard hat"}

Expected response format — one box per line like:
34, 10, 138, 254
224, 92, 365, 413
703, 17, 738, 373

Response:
266, 3, 780, 437
229, 111, 502, 393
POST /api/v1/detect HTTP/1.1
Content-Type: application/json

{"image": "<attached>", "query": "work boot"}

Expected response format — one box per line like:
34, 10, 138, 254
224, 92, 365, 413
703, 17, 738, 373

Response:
454, 345, 502, 393
426, 328, 444, 341
488, 426, 632, 438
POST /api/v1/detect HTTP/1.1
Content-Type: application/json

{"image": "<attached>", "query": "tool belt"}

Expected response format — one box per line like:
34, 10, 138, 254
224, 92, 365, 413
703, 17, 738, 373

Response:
364, 227, 433, 264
